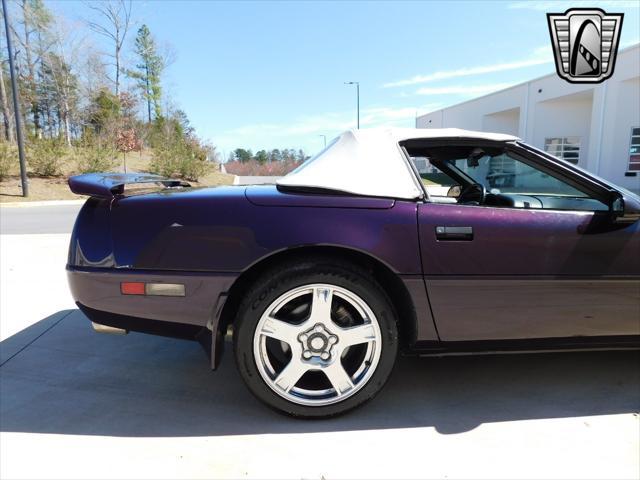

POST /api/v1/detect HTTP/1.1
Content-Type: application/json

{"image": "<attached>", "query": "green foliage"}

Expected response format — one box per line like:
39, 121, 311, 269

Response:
228, 147, 309, 163
76, 146, 117, 173
233, 148, 253, 163
254, 150, 268, 164
148, 111, 213, 181
89, 89, 121, 135
146, 115, 183, 149
128, 24, 164, 122
0, 141, 15, 181
173, 110, 194, 137
150, 136, 210, 182
179, 140, 211, 181
28, 139, 66, 176
150, 137, 181, 178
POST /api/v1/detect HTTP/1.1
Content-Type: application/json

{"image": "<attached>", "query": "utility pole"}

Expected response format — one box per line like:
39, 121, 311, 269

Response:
344, 81, 360, 129
2, 0, 28, 197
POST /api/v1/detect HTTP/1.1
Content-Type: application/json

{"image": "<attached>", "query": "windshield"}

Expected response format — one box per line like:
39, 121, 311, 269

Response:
520, 142, 640, 201
446, 152, 591, 198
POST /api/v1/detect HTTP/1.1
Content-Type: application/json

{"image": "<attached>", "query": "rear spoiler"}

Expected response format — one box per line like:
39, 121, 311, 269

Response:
68, 173, 190, 199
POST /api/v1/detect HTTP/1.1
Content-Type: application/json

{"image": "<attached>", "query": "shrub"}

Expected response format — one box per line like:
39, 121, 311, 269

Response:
0, 141, 15, 181
150, 139, 181, 178
150, 138, 211, 182
178, 140, 210, 181
28, 139, 66, 177
76, 147, 118, 173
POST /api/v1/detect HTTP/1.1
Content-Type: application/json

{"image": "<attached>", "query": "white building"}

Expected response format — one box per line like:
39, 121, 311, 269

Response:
416, 44, 640, 192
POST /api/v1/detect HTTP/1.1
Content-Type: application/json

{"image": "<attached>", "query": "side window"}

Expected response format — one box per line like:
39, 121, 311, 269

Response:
450, 151, 608, 212
410, 155, 458, 199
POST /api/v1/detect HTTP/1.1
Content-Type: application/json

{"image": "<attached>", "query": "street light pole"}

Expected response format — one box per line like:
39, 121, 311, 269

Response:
318, 134, 326, 148
2, 0, 28, 197
344, 81, 360, 129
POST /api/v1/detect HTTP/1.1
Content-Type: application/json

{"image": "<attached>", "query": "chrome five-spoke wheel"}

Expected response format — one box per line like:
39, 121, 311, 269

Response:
253, 284, 382, 406
234, 261, 398, 417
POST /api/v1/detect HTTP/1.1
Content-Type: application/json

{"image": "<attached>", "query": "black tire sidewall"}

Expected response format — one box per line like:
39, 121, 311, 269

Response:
233, 261, 399, 418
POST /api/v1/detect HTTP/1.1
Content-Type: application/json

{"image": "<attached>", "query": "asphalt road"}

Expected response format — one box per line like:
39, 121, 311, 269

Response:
0, 203, 82, 234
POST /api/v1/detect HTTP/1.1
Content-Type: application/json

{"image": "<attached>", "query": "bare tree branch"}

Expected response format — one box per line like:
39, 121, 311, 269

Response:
85, 0, 132, 95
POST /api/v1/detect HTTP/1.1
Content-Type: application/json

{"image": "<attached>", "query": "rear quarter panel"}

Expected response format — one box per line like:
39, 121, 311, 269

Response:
109, 186, 423, 275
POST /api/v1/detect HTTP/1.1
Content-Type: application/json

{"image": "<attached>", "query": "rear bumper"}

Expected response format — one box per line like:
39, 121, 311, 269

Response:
67, 266, 238, 334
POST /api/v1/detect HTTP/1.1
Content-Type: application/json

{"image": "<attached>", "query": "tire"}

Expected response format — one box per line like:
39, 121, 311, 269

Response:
233, 258, 399, 418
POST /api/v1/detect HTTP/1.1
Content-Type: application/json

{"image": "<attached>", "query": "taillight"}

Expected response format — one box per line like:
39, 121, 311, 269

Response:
120, 282, 145, 295
120, 282, 185, 297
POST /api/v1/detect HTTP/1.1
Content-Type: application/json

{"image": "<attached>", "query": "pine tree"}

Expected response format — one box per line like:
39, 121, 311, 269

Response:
128, 24, 163, 123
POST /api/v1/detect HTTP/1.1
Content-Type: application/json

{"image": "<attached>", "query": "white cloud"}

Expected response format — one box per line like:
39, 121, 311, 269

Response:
415, 83, 518, 96
383, 47, 551, 88
214, 103, 443, 153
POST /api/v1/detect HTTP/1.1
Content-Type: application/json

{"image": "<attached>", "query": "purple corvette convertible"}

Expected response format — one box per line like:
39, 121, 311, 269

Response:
67, 128, 640, 417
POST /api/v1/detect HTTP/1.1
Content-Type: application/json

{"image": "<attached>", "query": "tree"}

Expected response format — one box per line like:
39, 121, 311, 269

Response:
45, 15, 88, 146
14, 0, 53, 138
116, 128, 136, 172
128, 24, 163, 122
173, 109, 194, 138
88, 0, 132, 95
233, 148, 252, 163
0, 60, 14, 142
88, 88, 120, 138
45, 53, 78, 145
254, 149, 268, 164
269, 148, 281, 162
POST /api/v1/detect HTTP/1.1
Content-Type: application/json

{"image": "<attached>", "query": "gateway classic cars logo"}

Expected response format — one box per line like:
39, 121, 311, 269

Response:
547, 8, 623, 84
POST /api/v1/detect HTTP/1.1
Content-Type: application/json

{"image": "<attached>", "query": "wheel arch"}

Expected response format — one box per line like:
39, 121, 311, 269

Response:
217, 245, 418, 352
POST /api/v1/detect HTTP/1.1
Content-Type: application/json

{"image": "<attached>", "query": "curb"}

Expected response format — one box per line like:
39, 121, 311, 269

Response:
0, 199, 86, 208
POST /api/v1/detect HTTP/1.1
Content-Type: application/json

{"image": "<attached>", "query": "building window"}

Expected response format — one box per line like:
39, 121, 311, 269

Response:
544, 137, 581, 164
629, 127, 640, 172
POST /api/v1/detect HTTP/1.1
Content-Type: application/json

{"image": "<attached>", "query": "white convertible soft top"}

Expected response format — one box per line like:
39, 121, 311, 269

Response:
277, 127, 519, 200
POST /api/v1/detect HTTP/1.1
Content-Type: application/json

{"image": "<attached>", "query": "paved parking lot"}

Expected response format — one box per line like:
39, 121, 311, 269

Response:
1, 204, 639, 479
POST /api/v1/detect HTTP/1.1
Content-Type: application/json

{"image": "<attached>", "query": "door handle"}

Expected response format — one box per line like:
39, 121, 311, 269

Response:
435, 226, 473, 241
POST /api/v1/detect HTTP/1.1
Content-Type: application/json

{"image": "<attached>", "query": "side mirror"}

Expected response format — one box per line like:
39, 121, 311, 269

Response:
447, 185, 461, 198
612, 193, 640, 224
612, 196, 624, 216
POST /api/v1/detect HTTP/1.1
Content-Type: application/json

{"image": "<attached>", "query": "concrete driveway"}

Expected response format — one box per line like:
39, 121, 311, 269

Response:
1, 204, 639, 479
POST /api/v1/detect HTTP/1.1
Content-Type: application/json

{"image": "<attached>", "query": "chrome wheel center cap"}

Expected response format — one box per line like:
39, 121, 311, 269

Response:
298, 323, 338, 361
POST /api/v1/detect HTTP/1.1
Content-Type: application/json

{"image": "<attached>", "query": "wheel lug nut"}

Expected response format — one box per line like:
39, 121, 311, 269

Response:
320, 352, 330, 360
329, 335, 338, 344
302, 350, 312, 359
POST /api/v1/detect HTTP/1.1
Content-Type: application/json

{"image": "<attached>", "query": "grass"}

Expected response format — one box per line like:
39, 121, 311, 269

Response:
0, 150, 235, 203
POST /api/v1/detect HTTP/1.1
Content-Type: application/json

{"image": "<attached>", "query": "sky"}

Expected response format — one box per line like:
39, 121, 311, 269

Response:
49, 0, 640, 159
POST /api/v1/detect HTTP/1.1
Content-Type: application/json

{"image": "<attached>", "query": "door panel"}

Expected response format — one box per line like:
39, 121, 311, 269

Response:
418, 203, 640, 340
